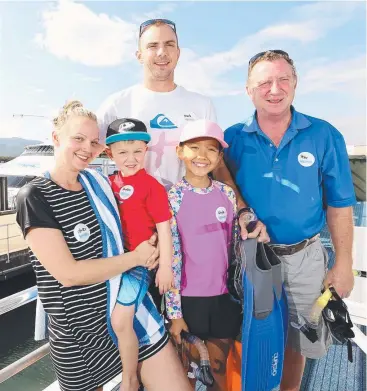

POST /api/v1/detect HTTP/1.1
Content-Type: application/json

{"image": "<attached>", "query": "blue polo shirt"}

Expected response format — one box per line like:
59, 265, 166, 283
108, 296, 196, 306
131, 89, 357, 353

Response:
224, 107, 356, 244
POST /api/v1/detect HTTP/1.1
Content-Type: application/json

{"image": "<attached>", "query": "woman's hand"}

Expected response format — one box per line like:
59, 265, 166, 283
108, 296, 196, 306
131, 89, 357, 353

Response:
134, 234, 159, 269
169, 318, 189, 345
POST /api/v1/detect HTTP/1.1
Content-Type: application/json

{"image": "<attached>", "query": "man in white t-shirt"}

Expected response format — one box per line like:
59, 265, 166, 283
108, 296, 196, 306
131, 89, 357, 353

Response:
97, 20, 216, 189
97, 18, 269, 235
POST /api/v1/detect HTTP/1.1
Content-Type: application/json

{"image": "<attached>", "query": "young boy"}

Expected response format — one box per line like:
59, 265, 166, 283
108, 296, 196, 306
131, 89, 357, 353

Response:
165, 119, 242, 391
106, 118, 173, 391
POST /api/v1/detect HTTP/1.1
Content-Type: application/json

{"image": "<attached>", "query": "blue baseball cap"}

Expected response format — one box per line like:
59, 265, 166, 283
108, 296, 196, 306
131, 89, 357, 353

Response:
105, 118, 151, 145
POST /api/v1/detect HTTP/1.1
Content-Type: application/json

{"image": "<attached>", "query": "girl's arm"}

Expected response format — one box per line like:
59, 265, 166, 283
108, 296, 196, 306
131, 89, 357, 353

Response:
164, 211, 183, 320
164, 212, 189, 344
26, 227, 158, 287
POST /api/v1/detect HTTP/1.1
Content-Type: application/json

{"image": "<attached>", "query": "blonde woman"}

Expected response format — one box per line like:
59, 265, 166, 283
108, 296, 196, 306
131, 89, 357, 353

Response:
16, 101, 191, 391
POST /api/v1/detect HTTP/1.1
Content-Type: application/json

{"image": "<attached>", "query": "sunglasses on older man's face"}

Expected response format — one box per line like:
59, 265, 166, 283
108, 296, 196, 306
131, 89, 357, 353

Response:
248, 50, 289, 65
139, 19, 176, 37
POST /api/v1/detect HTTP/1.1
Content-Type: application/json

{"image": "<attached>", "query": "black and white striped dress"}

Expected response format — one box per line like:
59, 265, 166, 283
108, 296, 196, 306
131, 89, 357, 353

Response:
16, 177, 168, 391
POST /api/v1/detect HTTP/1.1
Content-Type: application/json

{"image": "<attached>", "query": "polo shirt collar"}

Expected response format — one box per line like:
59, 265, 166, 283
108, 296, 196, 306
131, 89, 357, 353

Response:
243, 106, 312, 134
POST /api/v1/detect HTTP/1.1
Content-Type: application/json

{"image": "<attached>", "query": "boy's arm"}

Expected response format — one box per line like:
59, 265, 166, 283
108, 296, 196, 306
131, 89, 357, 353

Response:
155, 220, 174, 294
156, 221, 173, 268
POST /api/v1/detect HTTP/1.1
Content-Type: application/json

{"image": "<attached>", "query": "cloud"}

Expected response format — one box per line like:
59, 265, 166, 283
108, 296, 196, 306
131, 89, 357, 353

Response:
74, 73, 101, 82
298, 56, 366, 96
35, 1, 365, 99
0, 117, 24, 138
332, 115, 367, 145
176, 17, 329, 91
130, 2, 178, 24
26, 86, 45, 94
175, 2, 365, 96
35, 1, 178, 67
0, 116, 51, 141
35, 0, 137, 67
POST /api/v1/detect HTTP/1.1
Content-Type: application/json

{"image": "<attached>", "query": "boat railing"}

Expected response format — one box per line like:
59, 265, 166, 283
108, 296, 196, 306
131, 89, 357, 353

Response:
0, 286, 123, 390
0, 285, 50, 385
0, 222, 25, 263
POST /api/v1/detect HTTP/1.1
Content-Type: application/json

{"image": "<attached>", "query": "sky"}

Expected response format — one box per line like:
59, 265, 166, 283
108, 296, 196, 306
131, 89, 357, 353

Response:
0, 0, 366, 146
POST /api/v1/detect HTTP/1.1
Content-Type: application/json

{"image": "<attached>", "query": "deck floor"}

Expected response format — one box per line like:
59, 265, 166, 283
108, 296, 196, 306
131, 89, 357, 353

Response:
301, 337, 366, 391
193, 340, 366, 391
41, 338, 367, 391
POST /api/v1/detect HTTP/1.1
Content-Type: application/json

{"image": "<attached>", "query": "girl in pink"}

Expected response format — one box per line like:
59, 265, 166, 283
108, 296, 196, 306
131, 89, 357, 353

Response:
165, 119, 242, 391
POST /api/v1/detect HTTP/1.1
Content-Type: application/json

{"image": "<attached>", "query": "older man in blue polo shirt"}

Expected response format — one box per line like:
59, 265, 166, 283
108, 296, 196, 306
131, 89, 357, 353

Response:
223, 50, 356, 391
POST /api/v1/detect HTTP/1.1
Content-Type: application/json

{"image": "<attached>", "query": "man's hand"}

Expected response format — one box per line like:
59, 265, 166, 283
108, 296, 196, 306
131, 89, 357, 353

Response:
238, 214, 270, 242
169, 318, 189, 345
323, 260, 354, 298
155, 264, 174, 294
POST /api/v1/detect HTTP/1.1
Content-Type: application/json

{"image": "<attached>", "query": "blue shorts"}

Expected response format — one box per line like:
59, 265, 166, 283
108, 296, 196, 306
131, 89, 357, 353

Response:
117, 266, 154, 310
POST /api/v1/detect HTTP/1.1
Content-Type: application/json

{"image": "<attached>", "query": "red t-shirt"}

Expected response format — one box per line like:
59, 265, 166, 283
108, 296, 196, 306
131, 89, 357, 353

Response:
109, 169, 171, 251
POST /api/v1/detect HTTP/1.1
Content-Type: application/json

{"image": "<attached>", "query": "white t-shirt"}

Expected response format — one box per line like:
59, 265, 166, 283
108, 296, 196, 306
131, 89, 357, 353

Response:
97, 84, 217, 188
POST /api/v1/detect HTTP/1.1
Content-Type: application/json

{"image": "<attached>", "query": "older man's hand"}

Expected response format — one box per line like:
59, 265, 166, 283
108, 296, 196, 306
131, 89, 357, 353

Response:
238, 214, 270, 242
323, 260, 354, 298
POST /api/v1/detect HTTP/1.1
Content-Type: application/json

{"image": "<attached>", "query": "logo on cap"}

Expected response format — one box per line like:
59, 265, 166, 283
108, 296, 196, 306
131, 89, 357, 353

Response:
118, 122, 135, 132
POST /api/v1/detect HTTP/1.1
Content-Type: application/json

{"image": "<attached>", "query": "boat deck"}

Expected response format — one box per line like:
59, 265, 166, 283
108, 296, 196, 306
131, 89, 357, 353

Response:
41, 335, 366, 391
301, 334, 366, 391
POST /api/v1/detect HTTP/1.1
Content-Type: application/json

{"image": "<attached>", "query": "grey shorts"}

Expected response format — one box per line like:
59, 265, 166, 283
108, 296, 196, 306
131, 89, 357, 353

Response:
275, 238, 332, 359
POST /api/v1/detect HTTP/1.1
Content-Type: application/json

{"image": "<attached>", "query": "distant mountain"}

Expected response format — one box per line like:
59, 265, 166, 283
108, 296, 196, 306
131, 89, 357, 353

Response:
0, 137, 43, 157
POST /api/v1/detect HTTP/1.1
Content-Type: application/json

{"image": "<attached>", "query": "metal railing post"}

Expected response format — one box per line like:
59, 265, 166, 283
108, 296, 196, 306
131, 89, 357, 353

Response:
6, 224, 10, 263
0, 286, 38, 316
0, 286, 47, 385
0, 343, 50, 384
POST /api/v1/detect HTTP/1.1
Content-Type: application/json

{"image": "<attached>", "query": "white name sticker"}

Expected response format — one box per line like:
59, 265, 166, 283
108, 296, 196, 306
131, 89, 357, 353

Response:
73, 223, 90, 243
216, 206, 227, 223
298, 152, 315, 167
119, 185, 134, 200
183, 112, 197, 121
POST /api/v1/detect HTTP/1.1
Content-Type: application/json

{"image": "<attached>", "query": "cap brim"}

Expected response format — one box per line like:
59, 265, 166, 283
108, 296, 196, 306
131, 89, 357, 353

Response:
179, 135, 228, 148
106, 132, 151, 145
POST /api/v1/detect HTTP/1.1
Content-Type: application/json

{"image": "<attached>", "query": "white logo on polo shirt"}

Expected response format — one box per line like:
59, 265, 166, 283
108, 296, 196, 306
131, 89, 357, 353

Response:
119, 185, 134, 200
74, 223, 90, 242
183, 112, 197, 121
216, 206, 227, 223
298, 152, 315, 167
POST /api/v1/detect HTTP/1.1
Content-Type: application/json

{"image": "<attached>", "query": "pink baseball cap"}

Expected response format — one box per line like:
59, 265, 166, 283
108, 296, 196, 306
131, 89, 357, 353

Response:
179, 119, 228, 148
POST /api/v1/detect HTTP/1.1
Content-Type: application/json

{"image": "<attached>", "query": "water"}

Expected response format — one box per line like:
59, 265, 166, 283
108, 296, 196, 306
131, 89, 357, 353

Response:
0, 272, 56, 391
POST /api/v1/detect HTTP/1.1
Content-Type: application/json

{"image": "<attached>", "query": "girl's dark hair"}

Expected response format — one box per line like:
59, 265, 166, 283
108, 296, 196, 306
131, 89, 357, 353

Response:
179, 140, 223, 152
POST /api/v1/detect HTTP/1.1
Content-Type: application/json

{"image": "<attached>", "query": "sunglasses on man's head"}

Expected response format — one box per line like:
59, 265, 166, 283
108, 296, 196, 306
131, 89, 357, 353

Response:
139, 19, 176, 37
248, 50, 289, 65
